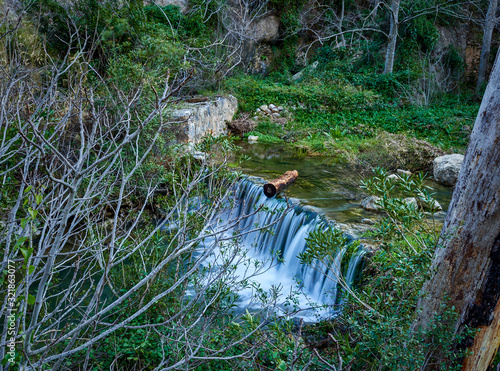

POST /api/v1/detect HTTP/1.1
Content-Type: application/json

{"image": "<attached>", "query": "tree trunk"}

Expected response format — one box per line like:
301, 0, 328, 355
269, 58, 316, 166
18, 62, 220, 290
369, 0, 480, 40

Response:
414, 50, 500, 369
383, 0, 400, 74
477, 0, 498, 92
263, 170, 299, 198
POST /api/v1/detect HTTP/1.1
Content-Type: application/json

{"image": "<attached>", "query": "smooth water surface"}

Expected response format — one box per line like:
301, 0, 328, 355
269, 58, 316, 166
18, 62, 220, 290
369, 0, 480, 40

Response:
236, 142, 453, 223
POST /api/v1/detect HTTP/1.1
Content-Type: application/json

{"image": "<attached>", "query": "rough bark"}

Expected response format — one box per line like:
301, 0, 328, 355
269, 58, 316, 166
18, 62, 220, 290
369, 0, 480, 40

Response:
383, 0, 400, 74
477, 0, 498, 92
414, 50, 500, 369
263, 170, 299, 197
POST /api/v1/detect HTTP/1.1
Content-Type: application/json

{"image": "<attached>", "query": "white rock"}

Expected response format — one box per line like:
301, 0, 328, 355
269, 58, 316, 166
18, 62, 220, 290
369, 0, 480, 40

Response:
248, 135, 259, 142
168, 95, 237, 144
360, 196, 382, 212
271, 113, 280, 118
277, 106, 284, 111
192, 151, 207, 161
397, 169, 412, 176
387, 174, 401, 181
433, 154, 464, 186
256, 108, 261, 113
269, 104, 277, 110
259, 104, 269, 111
403, 197, 418, 208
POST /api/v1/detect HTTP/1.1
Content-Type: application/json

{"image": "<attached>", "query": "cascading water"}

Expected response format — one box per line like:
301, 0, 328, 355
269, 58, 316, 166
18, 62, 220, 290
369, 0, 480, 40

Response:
201, 178, 365, 319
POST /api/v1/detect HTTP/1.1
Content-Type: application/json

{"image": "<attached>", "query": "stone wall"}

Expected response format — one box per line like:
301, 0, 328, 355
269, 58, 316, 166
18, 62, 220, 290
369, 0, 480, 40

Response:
169, 95, 238, 144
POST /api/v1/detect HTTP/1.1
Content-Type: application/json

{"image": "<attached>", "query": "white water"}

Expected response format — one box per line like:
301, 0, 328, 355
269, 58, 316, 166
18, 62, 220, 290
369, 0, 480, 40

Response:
201, 179, 365, 319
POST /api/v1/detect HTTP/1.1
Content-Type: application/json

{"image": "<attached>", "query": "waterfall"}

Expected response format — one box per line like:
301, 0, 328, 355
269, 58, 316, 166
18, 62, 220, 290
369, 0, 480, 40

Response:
202, 178, 365, 319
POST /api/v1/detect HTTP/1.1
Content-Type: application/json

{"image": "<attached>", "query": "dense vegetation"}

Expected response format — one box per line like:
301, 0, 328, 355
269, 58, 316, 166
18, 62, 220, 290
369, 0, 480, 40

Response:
0, 0, 493, 369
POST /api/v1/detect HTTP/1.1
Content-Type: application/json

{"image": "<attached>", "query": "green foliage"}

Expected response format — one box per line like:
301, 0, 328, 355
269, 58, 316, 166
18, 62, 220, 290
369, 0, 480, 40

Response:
444, 45, 465, 79
227, 71, 477, 152
320, 168, 471, 369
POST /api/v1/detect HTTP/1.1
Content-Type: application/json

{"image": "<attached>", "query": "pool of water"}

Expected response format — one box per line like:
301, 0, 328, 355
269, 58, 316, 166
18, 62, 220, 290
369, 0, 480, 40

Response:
236, 141, 453, 223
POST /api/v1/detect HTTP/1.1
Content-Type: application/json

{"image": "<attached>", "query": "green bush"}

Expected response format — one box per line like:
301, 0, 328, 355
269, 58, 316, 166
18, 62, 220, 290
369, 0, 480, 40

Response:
312, 169, 472, 370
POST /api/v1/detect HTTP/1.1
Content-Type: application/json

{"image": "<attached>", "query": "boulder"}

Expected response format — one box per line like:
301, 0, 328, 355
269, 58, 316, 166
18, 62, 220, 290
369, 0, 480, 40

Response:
433, 154, 464, 186
252, 15, 280, 42
169, 95, 238, 143
360, 196, 382, 212
248, 135, 259, 142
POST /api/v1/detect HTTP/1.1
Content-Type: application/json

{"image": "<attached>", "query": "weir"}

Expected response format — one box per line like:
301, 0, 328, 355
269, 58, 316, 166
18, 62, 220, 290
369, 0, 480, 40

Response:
203, 178, 366, 319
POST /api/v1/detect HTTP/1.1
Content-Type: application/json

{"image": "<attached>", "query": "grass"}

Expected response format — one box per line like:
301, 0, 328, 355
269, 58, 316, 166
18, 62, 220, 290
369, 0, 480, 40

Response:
225, 70, 479, 163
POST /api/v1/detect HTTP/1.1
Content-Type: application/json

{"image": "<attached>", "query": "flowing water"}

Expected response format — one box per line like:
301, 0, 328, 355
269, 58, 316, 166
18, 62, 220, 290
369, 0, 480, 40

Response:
201, 142, 453, 320
201, 179, 365, 320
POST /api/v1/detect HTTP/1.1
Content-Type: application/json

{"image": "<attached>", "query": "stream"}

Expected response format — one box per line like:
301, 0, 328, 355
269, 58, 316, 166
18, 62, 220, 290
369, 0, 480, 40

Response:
204, 141, 454, 320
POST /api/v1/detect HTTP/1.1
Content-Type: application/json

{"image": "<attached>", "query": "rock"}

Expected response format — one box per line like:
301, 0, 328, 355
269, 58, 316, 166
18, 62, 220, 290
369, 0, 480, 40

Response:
271, 113, 280, 118
337, 222, 375, 237
424, 210, 447, 220
168, 95, 237, 143
360, 242, 380, 254
256, 108, 261, 113
248, 135, 259, 142
191, 151, 207, 161
171, 109, 191, 122
403, 197, 418, 208
397, 169, 412, 176
361, 218, 375, 225
360, 196, 382, 212
259, 104, 268, 111
418, 197, 443, 211
433, 154, 464, 186
269, 103, 277, 110
387, 174, 401, 181
145, 0, 188, 13
277, 106, 284, 111
252, 15, 280, 42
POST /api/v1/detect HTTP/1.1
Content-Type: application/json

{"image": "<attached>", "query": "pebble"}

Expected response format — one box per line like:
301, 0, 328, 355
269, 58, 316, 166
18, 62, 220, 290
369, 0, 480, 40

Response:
387, 174, 400, 181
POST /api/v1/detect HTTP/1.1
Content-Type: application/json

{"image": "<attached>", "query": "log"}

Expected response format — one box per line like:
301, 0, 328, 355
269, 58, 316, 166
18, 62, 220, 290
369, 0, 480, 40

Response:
263, 170, 299, 198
